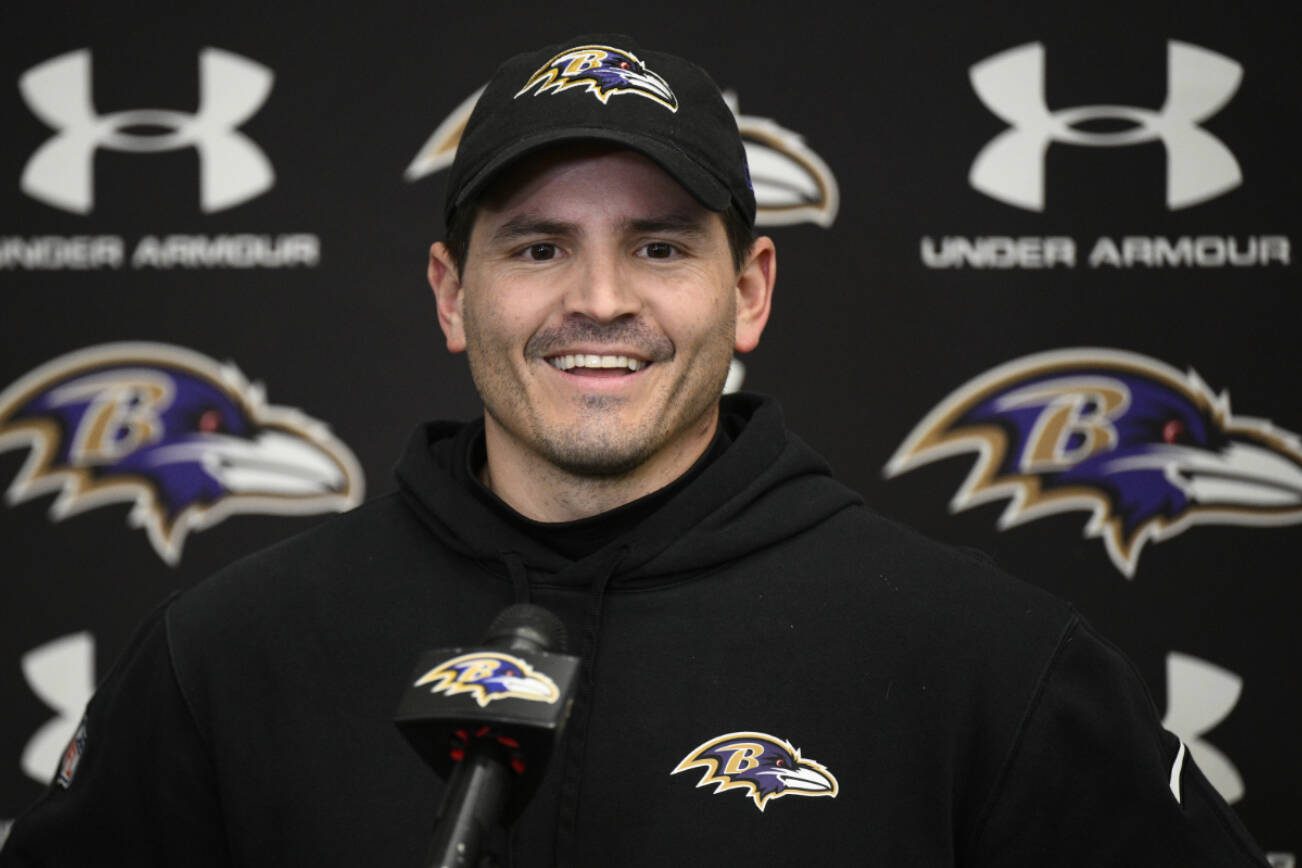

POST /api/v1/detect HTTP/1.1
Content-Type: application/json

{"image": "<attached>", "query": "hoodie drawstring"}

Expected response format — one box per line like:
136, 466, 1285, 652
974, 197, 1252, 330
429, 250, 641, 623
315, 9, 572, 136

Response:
502, 551, 531, 604
551, 544, 628, 866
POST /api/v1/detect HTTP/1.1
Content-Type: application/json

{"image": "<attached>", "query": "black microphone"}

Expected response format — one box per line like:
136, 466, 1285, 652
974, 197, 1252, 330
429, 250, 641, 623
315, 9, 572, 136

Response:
395, 604, 581, 868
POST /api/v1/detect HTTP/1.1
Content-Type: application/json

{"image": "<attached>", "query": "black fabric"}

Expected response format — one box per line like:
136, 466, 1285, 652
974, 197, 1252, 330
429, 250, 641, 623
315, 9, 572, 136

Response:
1, 393, 1269, 866
969, 621, 1270, 866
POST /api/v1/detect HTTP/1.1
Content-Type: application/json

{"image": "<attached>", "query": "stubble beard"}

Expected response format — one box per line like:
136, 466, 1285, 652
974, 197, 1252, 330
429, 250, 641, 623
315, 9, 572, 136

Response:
466, 313, 734, 481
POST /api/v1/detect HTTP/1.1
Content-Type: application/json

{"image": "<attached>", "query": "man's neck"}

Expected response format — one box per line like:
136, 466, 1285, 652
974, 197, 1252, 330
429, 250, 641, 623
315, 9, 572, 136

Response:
479, 409, 719, 522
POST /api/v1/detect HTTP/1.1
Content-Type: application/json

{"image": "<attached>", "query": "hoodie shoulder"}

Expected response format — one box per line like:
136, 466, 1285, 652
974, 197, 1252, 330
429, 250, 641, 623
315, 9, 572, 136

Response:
768, 500, 1079, 685
174, 494, 420, 614
839, 502, 1073, 623
163, 491, 490, 747
165, 493, 445, 670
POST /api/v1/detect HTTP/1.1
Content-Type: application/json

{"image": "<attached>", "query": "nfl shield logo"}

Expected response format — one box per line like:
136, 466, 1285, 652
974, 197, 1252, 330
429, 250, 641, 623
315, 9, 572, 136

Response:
56, 720, 87, 788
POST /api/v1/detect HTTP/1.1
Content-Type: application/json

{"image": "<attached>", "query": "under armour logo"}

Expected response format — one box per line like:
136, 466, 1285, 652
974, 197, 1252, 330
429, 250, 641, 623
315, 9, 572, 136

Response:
20, 632, 95, 785
969, 41, 1242, 210
1161, 651, 1244, 804
19, 47, 275, 214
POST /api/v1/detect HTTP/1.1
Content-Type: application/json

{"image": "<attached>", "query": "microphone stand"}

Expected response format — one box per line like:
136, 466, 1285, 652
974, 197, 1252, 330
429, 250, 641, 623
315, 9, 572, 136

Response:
426, 743, 510, 868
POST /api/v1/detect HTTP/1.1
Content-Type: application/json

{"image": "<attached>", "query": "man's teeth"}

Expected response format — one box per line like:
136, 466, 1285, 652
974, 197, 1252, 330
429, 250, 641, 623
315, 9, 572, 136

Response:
548, 354, 646, 372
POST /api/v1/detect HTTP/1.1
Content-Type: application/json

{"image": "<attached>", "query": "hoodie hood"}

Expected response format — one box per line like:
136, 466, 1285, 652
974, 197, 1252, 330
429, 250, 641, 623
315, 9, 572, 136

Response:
394, 392, 862, 589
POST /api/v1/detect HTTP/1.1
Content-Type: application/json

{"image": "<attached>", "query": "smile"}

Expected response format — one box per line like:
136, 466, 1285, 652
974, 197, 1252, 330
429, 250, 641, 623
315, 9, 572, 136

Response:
546, 354, 648, 373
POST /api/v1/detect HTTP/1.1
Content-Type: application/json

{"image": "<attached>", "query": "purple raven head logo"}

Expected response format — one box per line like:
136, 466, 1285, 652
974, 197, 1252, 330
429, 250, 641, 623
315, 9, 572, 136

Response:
0, 342, 363, 564
514, 44, 678, 112
414, 652, 560, 708
885, 348, 1302, 577
672, 731, 838, 812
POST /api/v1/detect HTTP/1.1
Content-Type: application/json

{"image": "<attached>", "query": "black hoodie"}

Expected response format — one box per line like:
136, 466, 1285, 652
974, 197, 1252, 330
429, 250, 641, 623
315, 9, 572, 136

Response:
1, 394, 1268, 866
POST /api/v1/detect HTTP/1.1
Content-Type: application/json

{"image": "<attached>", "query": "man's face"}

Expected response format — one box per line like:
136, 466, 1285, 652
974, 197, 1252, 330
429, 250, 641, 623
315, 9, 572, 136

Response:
432, 147, 770, 481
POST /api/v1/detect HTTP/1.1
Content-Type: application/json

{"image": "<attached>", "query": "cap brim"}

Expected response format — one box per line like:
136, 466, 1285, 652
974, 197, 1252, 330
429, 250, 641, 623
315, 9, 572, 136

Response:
451, 127, 733, 218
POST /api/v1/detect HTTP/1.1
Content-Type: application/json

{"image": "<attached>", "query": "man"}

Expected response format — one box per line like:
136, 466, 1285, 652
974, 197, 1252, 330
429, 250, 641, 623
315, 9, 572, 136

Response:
2, 34, 1271, 867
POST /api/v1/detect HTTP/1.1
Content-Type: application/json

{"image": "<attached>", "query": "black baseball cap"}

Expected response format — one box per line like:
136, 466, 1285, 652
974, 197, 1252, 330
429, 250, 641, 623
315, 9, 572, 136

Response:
444, 34, 755, 227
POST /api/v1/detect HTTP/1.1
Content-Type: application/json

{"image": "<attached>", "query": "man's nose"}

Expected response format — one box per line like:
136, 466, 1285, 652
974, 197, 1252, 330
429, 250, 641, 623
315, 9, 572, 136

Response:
563, 250, 641, 322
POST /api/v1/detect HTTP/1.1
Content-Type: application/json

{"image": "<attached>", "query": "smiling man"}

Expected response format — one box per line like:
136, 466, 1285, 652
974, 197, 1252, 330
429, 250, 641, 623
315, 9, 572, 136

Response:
1, 34, 1271, 868
428, 143, 773, 519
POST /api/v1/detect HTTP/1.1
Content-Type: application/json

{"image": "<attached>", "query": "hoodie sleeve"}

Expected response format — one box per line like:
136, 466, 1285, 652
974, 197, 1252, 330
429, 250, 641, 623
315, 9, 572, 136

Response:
969, 618, 1269, 867
0, 599, 230, 867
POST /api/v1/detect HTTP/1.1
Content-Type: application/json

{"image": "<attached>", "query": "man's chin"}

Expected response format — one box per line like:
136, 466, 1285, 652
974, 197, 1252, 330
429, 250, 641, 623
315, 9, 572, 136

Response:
540, 437, 652, 479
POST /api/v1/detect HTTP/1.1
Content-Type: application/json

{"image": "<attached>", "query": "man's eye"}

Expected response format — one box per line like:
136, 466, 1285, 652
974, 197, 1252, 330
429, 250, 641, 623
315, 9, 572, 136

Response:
523, 243, 558, 261
642, 242, 676, 259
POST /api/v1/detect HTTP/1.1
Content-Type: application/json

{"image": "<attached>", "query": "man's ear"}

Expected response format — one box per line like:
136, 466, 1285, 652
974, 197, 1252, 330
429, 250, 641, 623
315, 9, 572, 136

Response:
734, 235, 776, 354
428, 241, 466, 353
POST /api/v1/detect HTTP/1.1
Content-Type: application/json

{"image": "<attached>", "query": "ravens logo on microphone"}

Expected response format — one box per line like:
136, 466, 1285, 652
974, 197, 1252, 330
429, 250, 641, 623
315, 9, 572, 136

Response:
414, 652, 560, 708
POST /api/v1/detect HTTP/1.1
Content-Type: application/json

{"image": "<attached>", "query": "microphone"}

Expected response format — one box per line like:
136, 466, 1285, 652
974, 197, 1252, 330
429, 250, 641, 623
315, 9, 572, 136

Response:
395, 604, 581, 868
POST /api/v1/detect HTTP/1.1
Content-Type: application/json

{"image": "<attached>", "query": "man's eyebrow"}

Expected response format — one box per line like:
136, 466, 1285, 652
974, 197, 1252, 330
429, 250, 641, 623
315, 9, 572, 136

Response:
489, 216, 578, 244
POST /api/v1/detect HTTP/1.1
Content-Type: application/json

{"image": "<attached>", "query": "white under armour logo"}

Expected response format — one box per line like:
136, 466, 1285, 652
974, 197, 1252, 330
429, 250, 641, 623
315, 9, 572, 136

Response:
20, 632, 95, 785
19, 48, 275, 214
1161, 651, 1244, 804
969, 41, 1242, 211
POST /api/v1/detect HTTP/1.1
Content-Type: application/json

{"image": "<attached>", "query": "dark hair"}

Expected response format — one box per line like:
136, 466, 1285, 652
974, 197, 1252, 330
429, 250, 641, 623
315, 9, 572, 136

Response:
444, 197, 756, 277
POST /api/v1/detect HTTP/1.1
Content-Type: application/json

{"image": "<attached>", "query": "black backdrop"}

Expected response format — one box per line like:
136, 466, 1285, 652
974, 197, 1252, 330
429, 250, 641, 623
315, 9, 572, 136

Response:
2, 2, 1298, 861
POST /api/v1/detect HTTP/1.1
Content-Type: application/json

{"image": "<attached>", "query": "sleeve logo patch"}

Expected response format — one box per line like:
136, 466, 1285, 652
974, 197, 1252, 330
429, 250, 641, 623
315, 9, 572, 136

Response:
413, 652, 560, 707
672, 731, 839, 812
55, 719, 87, 788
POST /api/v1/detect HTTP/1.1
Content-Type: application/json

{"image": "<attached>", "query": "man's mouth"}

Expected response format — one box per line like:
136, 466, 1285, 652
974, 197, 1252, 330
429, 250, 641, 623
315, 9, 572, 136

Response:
546, 354, 649, 375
